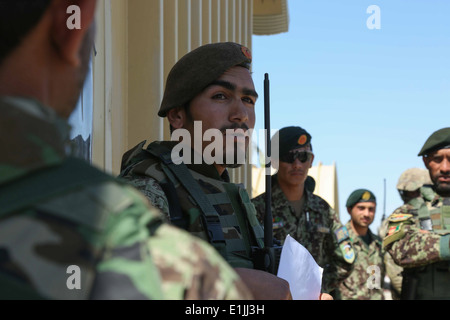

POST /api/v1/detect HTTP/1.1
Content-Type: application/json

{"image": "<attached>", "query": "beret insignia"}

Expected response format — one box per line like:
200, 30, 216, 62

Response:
362, 191, 371, 201
241, 46, 252, 60
298, 135, 308, 146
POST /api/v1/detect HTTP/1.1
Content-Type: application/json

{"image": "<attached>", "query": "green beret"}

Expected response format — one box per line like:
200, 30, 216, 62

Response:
346, 189, 376, 208
158, 42, 252, 117
272, 126, 312, 158
418, 127, 450, 156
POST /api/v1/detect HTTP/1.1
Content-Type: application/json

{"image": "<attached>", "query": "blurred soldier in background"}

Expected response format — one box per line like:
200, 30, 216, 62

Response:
379, 168, 434, 299
383, 128, 450, 300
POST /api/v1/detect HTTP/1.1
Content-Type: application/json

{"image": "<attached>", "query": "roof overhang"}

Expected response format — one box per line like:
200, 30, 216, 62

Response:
253, 0, 289, 35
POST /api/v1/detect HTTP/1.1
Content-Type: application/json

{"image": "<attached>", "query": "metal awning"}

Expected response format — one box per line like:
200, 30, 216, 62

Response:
253, 0, 289, 35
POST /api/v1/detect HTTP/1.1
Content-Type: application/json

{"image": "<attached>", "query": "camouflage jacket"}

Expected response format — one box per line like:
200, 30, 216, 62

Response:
378, 188, 435, 298
338, 222, 385, 300
251, 174, 355, 295
0, 97, 251, 300
383, 194, 450, 268
383, 194, 450, 299
119, 141, 265, 271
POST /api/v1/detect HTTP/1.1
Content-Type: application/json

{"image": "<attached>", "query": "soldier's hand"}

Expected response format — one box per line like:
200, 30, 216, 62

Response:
234, 268, 292, 300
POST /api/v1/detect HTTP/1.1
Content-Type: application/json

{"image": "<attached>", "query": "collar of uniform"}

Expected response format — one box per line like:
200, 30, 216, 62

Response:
0, 96, 68, 185
186, 162, 229, 181
156, 140, 229, 181
345, 220, 381, 248
272, 174, 312, 213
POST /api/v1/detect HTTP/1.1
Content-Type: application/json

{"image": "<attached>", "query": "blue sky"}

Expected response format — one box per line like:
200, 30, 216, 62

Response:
251, 0, 450, 232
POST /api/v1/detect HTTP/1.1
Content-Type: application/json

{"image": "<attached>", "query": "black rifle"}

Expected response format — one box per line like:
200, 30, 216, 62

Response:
253, 73, 282, 275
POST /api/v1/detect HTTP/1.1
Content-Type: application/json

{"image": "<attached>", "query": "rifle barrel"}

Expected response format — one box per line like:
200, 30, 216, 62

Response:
264, 73, 273, 248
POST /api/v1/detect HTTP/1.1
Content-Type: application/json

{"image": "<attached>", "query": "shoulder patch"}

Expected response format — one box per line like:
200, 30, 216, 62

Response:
382, 223, 406, 248
388, 213, 413, 223
334, 226, 350, 243
340, 241, 355, 264
335, 226, 356, 264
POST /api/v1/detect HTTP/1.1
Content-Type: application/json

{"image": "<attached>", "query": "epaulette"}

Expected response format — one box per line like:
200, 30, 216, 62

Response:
388, 213, 413, 223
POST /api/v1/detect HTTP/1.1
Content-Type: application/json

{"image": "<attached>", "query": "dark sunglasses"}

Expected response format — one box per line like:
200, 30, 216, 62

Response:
280, 151, 313, 164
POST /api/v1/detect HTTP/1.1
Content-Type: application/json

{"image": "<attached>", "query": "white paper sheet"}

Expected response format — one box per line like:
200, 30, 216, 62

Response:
277, 235, 323, 300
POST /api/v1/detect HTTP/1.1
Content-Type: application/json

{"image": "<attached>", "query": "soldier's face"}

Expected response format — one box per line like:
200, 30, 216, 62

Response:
181, 66, 257, 168
276, 150, 314, 188
424, 148, 450, 197
348, 202, 376, 228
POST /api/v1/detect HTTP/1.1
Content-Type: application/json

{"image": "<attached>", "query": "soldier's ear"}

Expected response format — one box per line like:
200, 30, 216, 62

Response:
167, 107, 186, 129
422, 156, 430, 169
50, 0, 97, 67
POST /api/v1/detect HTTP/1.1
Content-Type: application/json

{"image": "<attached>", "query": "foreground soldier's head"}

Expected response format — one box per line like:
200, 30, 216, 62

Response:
0, 0, 97, 118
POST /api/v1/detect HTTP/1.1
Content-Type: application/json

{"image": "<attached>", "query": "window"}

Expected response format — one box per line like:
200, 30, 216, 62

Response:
68, 59, 93, 162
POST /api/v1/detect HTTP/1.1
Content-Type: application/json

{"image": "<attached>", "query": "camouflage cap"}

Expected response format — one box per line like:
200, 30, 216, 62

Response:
346, 189, 376, 208
418, 127, 450, 156
158, 42, 252, 117
273, 126, 312, 158
396, 168, 432, 191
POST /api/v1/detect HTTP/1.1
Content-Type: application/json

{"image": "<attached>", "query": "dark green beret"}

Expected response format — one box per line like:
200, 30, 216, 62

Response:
418, 127, 450, 156
272, 126, 312, 158
346, 189, 376, 208
158, 42, 252, 117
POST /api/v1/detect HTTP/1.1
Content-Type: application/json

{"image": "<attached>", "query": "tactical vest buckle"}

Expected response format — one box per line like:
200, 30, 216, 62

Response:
203, 216, 225, 244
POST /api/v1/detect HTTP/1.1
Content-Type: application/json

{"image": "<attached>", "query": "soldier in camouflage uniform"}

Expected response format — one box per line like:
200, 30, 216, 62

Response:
379, 168, 434, 299
0, 0, 252, 300
252, 126, 355, 298
338, 189, 385, 300
119, 42, 292, 299
383, 127, 450, 299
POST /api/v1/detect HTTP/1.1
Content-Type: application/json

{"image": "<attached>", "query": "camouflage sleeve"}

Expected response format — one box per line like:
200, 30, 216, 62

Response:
148, 221, 253, 300
379, 217, 403, 295
96, 183, 253, 300
322, 208, 355, 293
383, 212, 450, 268
89, 184, 166, 299
120, 175, 170, 222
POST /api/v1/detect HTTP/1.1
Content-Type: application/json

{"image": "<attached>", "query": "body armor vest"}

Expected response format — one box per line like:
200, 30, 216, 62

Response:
121, 141, 265, 269
402, 195, 450, 300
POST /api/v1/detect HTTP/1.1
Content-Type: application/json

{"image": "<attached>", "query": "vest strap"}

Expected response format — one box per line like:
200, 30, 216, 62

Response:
145, 142, 226, 245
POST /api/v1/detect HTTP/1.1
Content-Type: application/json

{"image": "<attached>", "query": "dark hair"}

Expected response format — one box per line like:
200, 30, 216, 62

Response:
0, 0, 52, 64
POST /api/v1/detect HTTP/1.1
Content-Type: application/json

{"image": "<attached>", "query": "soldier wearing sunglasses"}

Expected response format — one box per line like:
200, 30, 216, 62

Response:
252, 126, 355, 299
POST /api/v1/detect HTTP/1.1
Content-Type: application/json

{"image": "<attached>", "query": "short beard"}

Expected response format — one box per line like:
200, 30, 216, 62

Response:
435, 182, 450, 197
